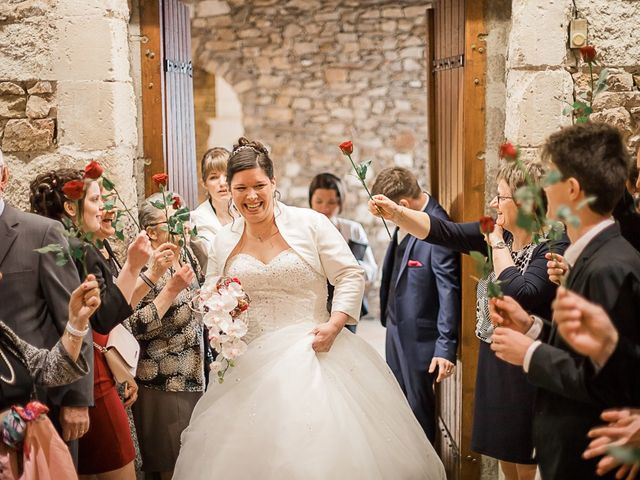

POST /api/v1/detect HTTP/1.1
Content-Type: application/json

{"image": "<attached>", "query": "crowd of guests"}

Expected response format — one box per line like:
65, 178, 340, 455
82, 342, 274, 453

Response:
0, 121, 638, 480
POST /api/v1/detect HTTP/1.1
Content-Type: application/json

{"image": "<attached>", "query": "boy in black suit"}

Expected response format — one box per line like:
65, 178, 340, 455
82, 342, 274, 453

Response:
488, 123, 640, 479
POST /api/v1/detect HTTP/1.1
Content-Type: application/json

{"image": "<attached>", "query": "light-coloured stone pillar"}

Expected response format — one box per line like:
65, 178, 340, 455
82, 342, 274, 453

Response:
0, 0, 139, 227
504, 0, 574, 156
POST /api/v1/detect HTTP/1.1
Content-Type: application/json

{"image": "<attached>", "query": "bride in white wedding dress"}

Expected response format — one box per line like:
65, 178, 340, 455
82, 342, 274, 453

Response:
173, 138, 446, 480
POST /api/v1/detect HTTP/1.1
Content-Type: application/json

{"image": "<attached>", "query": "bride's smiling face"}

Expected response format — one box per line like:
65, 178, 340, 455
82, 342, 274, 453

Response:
230, 167, 276, 224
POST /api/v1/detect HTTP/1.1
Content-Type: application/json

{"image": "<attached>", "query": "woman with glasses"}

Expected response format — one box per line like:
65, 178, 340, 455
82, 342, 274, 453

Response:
368, 160, 569, 480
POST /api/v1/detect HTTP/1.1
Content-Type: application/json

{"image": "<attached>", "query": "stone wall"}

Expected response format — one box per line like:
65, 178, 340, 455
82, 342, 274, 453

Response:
0, 0, 140, 231
504, 0, 640, 166
0, 80, 56, 153
191, 1, 433, 287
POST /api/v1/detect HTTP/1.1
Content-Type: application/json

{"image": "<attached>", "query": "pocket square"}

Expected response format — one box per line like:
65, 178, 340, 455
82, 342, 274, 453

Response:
407, 260, 423, 267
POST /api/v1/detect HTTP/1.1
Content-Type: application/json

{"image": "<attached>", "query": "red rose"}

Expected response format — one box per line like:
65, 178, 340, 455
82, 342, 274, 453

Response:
152, 173, 169, 186
580, 45, 597, 63
479, 216, 495, 235
499, 142, 519, 161
339, 140, 353, 156
172, 195, 182, 209
62, 180, 86, 201
84, 160, 103, 180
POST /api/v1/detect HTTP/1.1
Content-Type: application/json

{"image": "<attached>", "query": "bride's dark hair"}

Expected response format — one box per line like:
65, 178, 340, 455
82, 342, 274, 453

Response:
29, 168, 84, 222
227, 137, 274, 184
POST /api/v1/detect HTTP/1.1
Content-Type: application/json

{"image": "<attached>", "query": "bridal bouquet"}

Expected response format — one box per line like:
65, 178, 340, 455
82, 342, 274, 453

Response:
194, 276, 251, 382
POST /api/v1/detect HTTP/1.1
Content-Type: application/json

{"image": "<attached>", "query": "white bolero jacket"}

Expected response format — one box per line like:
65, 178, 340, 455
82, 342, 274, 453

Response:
205, 203, 365, 324
190, 200, 224, 255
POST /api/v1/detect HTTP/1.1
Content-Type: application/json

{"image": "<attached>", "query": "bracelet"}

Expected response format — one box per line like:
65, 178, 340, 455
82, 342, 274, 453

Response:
492, 240, 508, 250
139, 271, 155, 289
65, 322, 90, 337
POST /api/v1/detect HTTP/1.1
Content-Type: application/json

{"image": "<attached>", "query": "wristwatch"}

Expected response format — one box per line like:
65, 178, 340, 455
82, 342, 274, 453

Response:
492, 240, 508, 249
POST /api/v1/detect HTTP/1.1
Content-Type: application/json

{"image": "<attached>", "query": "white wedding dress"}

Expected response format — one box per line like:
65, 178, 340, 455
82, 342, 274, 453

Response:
173, 249, 446, 480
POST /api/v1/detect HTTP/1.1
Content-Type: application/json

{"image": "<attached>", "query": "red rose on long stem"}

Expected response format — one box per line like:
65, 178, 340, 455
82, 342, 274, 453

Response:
499, 142, 519, 161
339, 140, 353, 156
479, 216, 495, 235
580, 45, 597, 63
84, 160, 103, 180
152, 173, 169, 186
62, 180, 86, 201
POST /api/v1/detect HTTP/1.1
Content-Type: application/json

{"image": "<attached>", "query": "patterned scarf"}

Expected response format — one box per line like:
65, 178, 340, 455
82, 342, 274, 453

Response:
475, 238, 544, 343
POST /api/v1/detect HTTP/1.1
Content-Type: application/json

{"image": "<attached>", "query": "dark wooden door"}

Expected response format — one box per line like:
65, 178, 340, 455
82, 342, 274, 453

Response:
427, 1, 486, 479
140, 0, 198, 208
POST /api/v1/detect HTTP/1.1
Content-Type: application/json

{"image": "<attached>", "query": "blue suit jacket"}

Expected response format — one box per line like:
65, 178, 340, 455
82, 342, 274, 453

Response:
380, 197, 461, 364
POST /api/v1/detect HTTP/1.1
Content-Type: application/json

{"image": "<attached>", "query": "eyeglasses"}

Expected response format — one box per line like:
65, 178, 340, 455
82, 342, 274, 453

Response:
495, 195, 513, 205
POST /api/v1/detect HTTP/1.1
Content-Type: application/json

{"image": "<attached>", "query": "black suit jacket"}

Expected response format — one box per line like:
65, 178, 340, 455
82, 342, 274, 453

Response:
0, 204, 93, 406
527, 224, 640, 480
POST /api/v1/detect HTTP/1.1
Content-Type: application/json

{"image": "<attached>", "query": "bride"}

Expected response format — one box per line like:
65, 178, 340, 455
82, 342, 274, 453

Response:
173, 138, 446, 480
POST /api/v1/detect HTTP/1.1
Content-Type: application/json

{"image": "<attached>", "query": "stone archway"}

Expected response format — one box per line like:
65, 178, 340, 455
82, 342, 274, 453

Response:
190, 1, 433, 240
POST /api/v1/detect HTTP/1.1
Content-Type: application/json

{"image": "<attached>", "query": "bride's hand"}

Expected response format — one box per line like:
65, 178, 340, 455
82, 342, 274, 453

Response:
311, 322, 341, 353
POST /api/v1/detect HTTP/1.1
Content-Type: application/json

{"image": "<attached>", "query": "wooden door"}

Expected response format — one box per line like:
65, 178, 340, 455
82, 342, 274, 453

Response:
140, 0, 198, 208
427, 1, 486, 479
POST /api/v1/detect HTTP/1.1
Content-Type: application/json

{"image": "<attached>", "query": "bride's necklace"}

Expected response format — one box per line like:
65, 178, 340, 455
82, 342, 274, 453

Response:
0, 346, 16, 385
246, 227, 280, 243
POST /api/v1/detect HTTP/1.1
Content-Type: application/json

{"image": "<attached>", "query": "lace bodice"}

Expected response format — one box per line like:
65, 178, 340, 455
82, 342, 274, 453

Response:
226, 249, 330, 343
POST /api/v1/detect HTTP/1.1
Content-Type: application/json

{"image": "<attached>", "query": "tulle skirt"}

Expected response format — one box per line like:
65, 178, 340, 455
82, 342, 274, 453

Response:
173, 322, 445, 480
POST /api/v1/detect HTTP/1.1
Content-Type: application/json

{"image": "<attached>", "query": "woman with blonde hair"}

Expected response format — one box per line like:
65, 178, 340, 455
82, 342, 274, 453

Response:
191, 147, 234, 253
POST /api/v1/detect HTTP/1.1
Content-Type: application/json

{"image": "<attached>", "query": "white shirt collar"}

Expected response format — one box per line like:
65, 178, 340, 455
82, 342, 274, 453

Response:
564, 217, 615, 267
0, 197, 5, 218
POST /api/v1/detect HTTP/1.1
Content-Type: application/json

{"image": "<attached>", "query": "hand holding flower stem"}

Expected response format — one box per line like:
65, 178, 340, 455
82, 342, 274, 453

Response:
339, 141, 392, 239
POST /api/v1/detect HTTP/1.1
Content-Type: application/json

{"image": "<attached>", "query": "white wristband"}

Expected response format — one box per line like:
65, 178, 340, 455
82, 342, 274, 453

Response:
65, 322, 90, 337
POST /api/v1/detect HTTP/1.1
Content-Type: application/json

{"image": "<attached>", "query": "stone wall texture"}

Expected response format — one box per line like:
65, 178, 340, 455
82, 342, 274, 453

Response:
191, 0, 433, 272
0, 0, 140, 232
504, 0, 640, 164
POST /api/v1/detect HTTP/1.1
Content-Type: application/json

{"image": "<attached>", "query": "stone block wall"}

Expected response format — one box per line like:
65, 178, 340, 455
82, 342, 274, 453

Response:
191, 0, 433, 274
0, 0, 140, 229
0, 80, 56, 152
500, 0, 640, 174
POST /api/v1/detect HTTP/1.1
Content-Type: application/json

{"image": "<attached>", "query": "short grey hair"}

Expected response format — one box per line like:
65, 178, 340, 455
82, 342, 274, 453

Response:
138, 191, 184, 228
497, 159, 546, 193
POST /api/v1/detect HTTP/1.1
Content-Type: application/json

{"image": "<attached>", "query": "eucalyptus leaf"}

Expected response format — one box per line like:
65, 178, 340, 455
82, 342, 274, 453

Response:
35, 244, 65, 255
576, 196, 596, 211
55, 254, 69, 266
607, 446, 640, 464
542, 170, 563, 187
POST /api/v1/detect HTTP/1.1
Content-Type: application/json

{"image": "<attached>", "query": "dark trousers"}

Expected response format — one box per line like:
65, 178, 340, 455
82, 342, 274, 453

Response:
385, 322, 436, 443
49, 404, 79, 467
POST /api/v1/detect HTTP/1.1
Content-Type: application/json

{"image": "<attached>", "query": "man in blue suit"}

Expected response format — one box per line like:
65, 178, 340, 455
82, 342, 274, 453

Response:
372, 167, 461, 442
